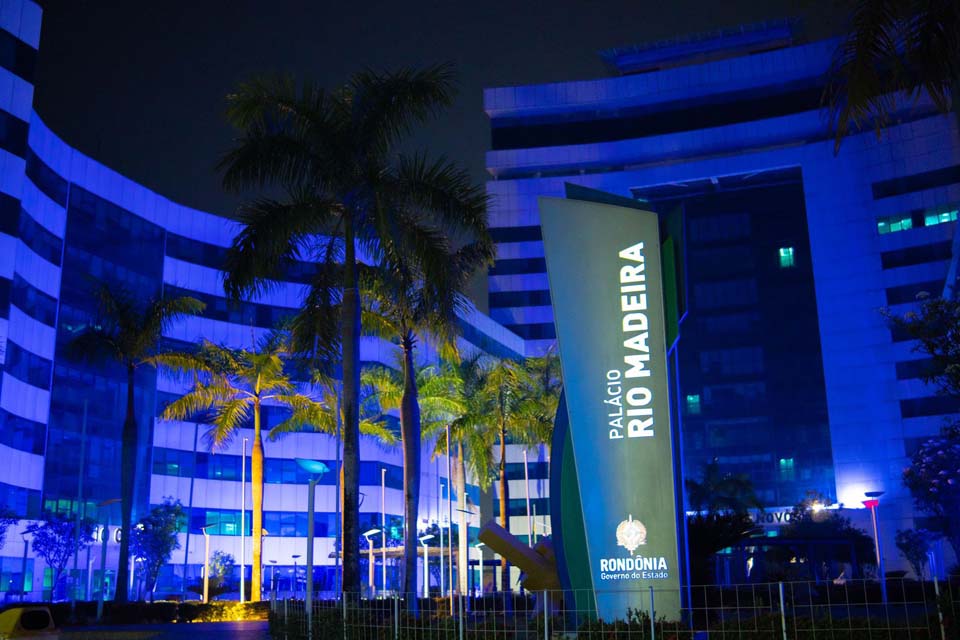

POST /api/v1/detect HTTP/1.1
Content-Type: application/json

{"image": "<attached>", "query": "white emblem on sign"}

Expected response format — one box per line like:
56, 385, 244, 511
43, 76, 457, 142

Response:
615, 514, 647, 554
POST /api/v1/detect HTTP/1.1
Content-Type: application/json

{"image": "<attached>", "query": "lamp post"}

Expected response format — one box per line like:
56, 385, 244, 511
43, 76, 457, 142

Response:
523, 449, 533, 550
363, 528, 380, 597
864, 491, 887, 604
381, 467, 387, 595
445, 424, 454, 614
474, 542, 485, 596
269, 560, 277, 601
292, 554, 301, 599
20, 532, 29, 602
240, 437, 247, 604
295, 457, 329, 636
419, 534, 434, 598
201, 525, 211, 604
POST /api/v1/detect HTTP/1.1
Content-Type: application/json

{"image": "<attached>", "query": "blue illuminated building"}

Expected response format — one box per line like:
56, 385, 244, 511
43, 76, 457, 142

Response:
484, 22, 960, 567
0, 0, 526, 598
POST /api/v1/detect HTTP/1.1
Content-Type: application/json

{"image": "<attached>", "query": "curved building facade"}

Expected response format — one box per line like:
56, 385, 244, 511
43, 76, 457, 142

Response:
0, 0, 533, 599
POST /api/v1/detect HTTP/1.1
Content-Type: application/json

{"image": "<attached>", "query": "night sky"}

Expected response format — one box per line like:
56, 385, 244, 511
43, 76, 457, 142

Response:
34, 1, 844, 217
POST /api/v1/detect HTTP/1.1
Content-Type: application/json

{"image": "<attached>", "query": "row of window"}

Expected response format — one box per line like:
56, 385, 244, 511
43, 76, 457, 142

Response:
457, 320, 524, 361
699, 346, 764, 376
0, 482, 42, 519
489, 257, 547, 277
504, 322, 556, 341
166, 233, 320, 284
881, 240, 952, 270
489, 225, 542, 244
491, 497, 550, 518
694, 278, 758, 310
18, 208, 63, 266
182, 507, 404, 539
0, 27, 37, 82
25, 150, 68, 207
885, 279, 943, 305
0, 109, 28, 159
0, 408, 46, 455
152, 447, 405, 488
10, 274, 57, 326
3, 339, 51, 389
876, 206, 958, 235
900, 395, 960, 419
688, 213, 751, 244
0, 192, 19, 236
489, 289, 551, 309
164, 284, 294, 329
490, 84, 824, 151
872, 165, 960, 200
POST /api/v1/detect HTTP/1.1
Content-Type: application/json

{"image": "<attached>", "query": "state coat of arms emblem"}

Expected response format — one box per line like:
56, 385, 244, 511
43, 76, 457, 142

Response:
615, 514, 647, 554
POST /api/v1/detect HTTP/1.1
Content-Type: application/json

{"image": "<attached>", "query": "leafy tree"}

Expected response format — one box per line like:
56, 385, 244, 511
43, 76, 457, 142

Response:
67, 280, 204, 602
0, 507, 18, 551
26, 513, 95, 599
513, 347, 562, 452
219, 66, 489, 592
684, 460, 763, 585
159, 335, 330, 601
886, 296, 960, 559
824, 0, 960, 151
902, 428, 960, 560
362, 359, 464, 598
190, 550, 236, 600
895, 528, 939, 579
131, 498, 186, 601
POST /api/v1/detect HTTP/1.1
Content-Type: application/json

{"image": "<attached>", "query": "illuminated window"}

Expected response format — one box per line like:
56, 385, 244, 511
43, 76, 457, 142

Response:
778, 247, 795, 268
685, 394, 701, 415
924, 209, 958, 227
877, 214, 913, 235
778, 457, 795, 480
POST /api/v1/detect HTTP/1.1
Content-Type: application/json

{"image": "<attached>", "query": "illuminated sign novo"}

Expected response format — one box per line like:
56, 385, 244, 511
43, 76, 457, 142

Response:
539, 196, 681, 620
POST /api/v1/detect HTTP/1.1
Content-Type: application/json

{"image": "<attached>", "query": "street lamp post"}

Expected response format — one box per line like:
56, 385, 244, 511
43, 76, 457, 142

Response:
240, 437, 247, 604
363, 528, 380, 597
419, 534, 434, 599
474, 542, 485, 597
20, 533, 29, 602
269, 560, 277, 601
201, 525, 211, 604
295, 457, 329, 637
864, 491, 887, 604
445, 424, 454, 614
292, 555, 301, 598
381, 467, 386, 595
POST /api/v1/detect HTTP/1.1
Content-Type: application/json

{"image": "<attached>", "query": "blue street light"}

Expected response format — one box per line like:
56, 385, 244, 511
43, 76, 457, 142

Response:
295, 458, 329, 639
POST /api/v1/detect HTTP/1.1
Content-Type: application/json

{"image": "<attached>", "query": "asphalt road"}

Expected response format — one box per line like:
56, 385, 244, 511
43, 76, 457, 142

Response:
63, 621, 271, 639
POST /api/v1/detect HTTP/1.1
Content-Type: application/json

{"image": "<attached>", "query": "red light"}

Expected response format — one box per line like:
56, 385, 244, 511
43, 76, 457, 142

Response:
862, 499, 879, 509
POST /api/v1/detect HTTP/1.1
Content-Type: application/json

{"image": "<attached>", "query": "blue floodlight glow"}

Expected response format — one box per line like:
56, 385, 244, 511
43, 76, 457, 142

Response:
295, 458, 330, 475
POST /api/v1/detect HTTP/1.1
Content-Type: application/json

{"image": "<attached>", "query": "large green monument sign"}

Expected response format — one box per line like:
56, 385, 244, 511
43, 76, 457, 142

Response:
540, 194, 682, 621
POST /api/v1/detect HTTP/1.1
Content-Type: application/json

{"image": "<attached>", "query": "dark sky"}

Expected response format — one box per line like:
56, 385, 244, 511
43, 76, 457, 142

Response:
34, 1, 844, 217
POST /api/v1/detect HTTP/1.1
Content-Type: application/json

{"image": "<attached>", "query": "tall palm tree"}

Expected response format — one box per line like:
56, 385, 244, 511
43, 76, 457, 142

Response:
68, 281, 204, 603
362, 361, 463, 597
824, 0, 960, 151
359, 248, 488, 598
514, 346, 562, 453
158, 335, 335, 601
218, 67, 489, 592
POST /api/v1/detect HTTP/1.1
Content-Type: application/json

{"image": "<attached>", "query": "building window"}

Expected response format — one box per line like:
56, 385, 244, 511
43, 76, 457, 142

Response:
778, 457, 795, 480
686, 394, 701, 415
924, 209, 958, 227
877, 214, 913, 235
778, 247, 795, 268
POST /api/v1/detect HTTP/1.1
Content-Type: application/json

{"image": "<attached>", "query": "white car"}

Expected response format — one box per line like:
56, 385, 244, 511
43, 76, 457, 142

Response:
0, 606, 59, 639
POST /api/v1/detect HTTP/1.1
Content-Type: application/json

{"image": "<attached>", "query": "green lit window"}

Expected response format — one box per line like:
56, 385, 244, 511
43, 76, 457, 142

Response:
778, 247, 795, 268
924, 209, 958, 227
778, 457, 795, 480
685, 394, 701, 415
877, 214, 913, 235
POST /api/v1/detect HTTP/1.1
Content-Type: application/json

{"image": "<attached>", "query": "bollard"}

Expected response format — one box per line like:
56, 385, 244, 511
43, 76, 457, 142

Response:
648, 587, 655, 639
778, 582, 788, 640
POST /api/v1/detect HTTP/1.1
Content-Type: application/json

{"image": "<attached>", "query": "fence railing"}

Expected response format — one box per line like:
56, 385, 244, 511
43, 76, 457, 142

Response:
269, 577, 958, 639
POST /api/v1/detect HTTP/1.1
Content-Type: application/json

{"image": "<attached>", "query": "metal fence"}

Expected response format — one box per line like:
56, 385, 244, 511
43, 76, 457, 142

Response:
269, 577, 959, 639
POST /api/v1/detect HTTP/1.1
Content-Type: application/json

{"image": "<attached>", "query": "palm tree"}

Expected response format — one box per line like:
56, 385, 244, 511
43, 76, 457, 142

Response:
513, 346, 562, 454
68, 281, 204, 603
158, 335, 335, 601
362, 361, 464, 597
824, 0, 960, 151
218, 67, 490, 592
359, 250, 488, 598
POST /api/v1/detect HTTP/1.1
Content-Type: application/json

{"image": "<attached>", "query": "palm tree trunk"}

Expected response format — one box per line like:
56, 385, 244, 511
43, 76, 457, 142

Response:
251, 402, 264, 602
498, 425, 510, 593
341, 212, 362, 596
399, 332, 421, 603
115, 364, 138, 602
456, 440, 468, 596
